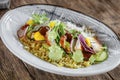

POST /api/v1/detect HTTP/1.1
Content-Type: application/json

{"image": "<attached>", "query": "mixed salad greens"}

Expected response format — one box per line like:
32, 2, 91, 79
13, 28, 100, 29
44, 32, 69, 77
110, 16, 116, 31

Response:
17, 13, 108, 68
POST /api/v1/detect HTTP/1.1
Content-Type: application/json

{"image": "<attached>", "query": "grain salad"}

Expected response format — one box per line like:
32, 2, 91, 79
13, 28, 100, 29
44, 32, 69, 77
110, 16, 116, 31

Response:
17, 13, 108, 68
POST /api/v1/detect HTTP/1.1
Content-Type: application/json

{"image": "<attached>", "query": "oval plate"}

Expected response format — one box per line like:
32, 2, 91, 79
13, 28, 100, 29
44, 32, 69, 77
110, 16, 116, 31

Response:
0, 4, 120, 76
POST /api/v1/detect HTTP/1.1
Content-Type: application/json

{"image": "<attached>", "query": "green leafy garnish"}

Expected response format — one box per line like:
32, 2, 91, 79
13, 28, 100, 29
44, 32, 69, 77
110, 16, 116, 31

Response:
32, 13, 49, 24
55, 35, 60, 45
58, 22, 66, 36
69, 29, 81, 38
51, 21, 66, 45
27, 25, 34, 32
26, 25, 34, 38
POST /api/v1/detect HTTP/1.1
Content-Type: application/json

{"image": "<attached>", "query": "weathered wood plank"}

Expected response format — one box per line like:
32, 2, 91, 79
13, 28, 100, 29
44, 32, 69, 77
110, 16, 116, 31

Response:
107, 66, 120, 80
23, 63, 87, 80
10, 0, 26, 9
0, 39, 33, 80
22, 62, 113, 80
86, 74, 113, 80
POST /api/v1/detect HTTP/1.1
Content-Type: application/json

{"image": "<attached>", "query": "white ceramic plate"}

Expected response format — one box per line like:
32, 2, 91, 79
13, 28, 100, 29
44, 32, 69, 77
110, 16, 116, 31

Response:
0, 5, 120, 76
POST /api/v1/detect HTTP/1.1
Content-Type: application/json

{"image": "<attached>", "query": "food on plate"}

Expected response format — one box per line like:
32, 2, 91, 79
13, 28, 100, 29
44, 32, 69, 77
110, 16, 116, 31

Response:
17, 13, 108, 68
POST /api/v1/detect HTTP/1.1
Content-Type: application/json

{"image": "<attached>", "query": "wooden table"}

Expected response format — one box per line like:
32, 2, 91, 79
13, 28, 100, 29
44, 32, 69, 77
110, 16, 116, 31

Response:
0, 0, 120, 80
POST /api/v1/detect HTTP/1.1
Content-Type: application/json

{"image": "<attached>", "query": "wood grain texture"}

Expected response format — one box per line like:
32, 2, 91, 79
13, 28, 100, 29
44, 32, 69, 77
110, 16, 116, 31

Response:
0, 0, 120, 80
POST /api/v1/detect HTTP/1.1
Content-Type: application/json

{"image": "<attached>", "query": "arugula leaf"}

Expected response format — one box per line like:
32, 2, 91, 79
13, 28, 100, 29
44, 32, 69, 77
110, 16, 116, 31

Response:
55, 34, 60, 45
51, 21, 66, 45
58, 22, 66, 36
27, 25, 34, 32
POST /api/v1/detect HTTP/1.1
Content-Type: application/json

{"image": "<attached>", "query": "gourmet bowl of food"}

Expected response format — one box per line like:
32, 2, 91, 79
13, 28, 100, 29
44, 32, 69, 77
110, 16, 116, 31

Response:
0, 4, 120, 76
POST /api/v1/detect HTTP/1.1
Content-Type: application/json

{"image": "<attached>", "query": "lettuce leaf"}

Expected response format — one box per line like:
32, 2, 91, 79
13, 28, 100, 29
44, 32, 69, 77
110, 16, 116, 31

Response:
32, 14, 49, 24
